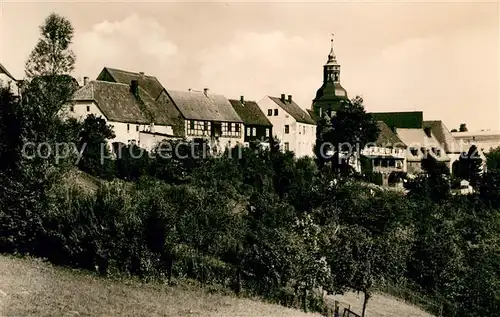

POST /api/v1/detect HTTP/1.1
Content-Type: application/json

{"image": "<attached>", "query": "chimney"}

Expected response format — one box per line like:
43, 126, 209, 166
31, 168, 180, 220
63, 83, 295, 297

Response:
287, 95, 292, 103
188, 88, 192, 92
139, 72, 145, 78
130, 80, 139, 97
204, 88, 209, 96
83, 76, 89, 86
240, 95, 245, 104
280, 93, 286, 103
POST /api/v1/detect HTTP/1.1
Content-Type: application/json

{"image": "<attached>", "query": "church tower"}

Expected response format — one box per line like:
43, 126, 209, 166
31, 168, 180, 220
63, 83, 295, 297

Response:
312, 36, 349, 118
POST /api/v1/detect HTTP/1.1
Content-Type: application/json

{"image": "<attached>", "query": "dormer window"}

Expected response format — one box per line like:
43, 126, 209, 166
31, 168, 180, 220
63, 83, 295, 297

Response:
410, 148, 418, 156
274, 109, 278, 116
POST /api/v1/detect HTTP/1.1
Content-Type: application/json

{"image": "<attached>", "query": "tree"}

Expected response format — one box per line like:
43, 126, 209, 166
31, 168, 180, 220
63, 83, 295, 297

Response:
78, 114, 116, 178
25, 13, 76, 78
459, 123, 468, 132
318, 96, 380, 174
455, 145, 483, 187
485, 146, 500, 171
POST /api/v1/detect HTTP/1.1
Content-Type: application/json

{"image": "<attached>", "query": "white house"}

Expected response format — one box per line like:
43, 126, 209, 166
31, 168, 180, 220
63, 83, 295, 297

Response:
452, 130, 500, 154
69, 79, 176, 151
258, 94, 316, 158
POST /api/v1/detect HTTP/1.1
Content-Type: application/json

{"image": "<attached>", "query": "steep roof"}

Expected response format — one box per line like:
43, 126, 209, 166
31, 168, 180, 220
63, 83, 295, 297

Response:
396, 128, 449, 162
306, 109, 319, 123
375, 121, 406, 148
97, 67, 164, 99
0, 62, 16, 81
268, 96, 316, 125
423, 120, 462, 154
72, 80, 173, 126
166, 89, 242, 122
229, 99, 272, 126
370, 111, 423, 129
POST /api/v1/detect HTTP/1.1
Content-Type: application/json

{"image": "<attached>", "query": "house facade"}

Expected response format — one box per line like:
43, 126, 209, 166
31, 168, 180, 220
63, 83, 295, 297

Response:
257, 94, 316, 158
361, 121, 407, 185
70, 79, 176, 151
165, 88, 244, 151
451, 130, 500, 154
229, 96, 272, 146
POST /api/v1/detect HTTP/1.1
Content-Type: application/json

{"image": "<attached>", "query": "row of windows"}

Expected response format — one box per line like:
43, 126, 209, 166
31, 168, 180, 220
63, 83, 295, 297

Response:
186, 120, 241, 138
409, 147, 442, 157
373, 159, 403, 169
267, 109, 279, 116
245, 127, 270, 137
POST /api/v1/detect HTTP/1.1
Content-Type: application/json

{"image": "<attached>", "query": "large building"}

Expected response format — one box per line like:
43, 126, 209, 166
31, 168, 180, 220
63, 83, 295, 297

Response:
452, 130, 500, 154
70, 79, 176, 151
257, 94, 316, 157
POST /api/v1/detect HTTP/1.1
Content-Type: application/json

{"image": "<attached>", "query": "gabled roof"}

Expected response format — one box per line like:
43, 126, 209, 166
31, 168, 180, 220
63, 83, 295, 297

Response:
375, 121, 406, 148
0, 62, 16, 81
396, 128, 450, 162
423, 120, 461, 154
72, 80, 173, 126
97, 67, 164, 99
268, 96, 316, 125
229, 99, 272, 126
166, 89, 242, 122
306, 109, 319, 123
370, 111, 423, 129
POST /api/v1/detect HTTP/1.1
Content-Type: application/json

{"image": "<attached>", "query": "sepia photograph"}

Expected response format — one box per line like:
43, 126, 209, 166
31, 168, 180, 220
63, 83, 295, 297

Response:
0, 1, 499, 316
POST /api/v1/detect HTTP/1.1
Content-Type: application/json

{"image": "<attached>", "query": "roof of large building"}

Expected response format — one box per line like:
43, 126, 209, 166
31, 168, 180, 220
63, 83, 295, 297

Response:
423, 120, 462, 154
370, 111, 423, 129
72, 80, 173, 126
0, 62, 16, 81
166, 89, 242, 122
229, 99, 272, 126
396, 128, 449, 162
375, 121, 406, 148
97, 67, 165, 99
268, 96, 316, 125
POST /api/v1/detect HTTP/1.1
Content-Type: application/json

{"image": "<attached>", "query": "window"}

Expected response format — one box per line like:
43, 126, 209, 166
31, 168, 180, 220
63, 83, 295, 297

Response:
70, 105, 74, 112
188, 120, 210, 136
127, 124, 130, 132
221, 122, 240, 137
246, 127, 251, 136
190, 120, 195, 130
284, 142, 289, 151
266, 128, 270, 137
274, 109, 278, 116
437, 149, 441, 157
86, 105, 90, 112
410, 148, 418, 156
284, 125, 290, 134
204, 121, 208, 131
268, 109, 272, 116
136, 125, 139, 132
303, 126, 306, 135
389, 160, 396, 167
235, 123, 240, 133
252, 127, 256, 136
229, 123, 233, 132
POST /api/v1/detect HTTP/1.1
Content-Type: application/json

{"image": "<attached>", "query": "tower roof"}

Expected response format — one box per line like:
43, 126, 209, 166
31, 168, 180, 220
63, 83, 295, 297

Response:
325, 37, 339, 66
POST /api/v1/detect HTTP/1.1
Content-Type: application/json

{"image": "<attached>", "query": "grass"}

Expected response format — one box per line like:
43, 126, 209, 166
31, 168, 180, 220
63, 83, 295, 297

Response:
0, 255, 435, 317
0, 255, 320, 317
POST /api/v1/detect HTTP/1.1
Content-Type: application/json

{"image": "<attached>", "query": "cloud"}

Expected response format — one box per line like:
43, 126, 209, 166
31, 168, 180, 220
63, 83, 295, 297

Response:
73, 14, 183, 82
197, 31, 328, 107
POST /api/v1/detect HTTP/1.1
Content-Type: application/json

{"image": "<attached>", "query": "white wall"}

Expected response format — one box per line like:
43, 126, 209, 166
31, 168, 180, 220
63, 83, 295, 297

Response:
257, 96, 316, 158
0, 74, 18, 95
66, 100, 172, 150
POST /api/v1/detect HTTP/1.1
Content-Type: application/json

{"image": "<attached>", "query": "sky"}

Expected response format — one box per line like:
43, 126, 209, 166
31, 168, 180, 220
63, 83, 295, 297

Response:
1, 0, 499, 132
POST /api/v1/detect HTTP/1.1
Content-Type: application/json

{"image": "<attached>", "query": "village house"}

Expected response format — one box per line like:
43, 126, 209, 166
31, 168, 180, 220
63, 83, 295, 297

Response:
371, 111, 450, 175
257, 94, 316, 158
422, 120, 464, 172
451, 130, 500, 154
360, 121, 407, 185
229, 96, 273, 147
70, 78, 176, 151
165, 88, 244, 150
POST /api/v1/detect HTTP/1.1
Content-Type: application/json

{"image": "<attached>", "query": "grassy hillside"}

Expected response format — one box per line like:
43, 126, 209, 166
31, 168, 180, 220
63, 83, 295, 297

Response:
0, 255, 434, 317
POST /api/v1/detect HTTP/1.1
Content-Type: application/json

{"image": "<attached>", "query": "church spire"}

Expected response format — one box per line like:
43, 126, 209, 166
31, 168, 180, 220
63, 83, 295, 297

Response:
327, 34, 337, 64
